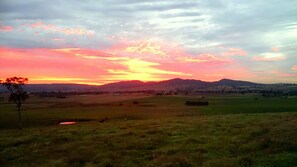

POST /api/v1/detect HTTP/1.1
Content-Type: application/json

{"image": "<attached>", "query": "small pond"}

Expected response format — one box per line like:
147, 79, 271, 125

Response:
59, 121, 76, 125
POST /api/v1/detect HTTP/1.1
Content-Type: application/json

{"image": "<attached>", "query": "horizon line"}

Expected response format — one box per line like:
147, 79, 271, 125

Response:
7, 78, 297, 86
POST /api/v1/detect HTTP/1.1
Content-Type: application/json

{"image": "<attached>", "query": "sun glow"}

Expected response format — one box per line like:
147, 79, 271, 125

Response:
108, 58, 189, 81
28, 77, 106, 85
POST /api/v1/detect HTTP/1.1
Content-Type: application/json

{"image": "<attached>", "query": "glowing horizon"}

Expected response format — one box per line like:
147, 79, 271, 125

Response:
0, 1, 296, 84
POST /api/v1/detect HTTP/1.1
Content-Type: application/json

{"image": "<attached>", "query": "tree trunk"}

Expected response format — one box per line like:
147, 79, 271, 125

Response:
17, 103, 22, 130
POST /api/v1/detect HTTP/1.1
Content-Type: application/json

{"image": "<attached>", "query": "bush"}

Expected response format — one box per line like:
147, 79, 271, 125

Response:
185, 101, 208, 106
0, 96, 4, 102
56, 94, 66, 98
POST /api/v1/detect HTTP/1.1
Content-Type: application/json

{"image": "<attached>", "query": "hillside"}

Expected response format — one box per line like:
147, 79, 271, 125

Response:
0, 78, 265, 92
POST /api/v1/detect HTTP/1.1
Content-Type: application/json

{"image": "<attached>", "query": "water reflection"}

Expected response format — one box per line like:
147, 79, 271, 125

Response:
59, 121, 76, 125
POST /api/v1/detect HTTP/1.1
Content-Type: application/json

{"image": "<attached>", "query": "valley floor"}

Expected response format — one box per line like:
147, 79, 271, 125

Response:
0, 94, 296, 166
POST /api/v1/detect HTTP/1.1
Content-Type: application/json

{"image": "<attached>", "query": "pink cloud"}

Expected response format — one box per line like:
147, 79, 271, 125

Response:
271, 70, 297, 77
0, 40, 258, 84
0, 46, 190, 84
0, 47, 112, 84
292, 65, 297, 71
31, 22, 55, 29
54, 48, 113, 59
160, 62, 253, 82
52, 38, 64, 41
222, 48, 248, 56
0, 25, 13, 32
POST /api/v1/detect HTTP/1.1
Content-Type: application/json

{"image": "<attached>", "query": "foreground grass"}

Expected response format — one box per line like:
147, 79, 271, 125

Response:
1, 94, 296, 166
1, 112, 296, 167
1, 94, 297, 129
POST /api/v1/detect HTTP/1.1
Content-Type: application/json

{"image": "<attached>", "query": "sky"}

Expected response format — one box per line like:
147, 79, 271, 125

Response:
0, 0, 297, 85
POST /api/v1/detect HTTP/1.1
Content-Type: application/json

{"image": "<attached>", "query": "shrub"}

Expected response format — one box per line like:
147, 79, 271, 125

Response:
56, 94, 66, 98
185, 101, 209, 106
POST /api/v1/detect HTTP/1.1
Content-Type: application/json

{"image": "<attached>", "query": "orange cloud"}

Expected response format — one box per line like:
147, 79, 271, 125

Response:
292, 65, 297, 71
108, 58, 190, 81
253, 53, 286, 61
30, 77, 106, 85
222, 48, 247, 56
125, 41, 166, 56
0, 25, 13, 32
271, 46, 279, 52
107, 40, 184, 59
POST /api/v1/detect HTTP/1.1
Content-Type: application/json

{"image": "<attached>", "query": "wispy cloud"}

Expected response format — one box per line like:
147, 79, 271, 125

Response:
253, 53, 286, 62
27, 22, 94, 36
124, 42, 166, 56
177, 54, 233, 64
271, 46, 279, 52
222, 48, 248, 56
0, 25, 13, 31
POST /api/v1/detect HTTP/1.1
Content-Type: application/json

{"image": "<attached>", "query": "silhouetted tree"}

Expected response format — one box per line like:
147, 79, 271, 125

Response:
0, 77, 29, 129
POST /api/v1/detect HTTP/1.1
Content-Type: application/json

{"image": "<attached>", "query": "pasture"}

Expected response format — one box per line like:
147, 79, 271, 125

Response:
0, 94, 296, 166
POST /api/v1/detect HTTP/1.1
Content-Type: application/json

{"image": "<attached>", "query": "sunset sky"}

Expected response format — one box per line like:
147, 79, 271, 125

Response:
0, 0, 296, 85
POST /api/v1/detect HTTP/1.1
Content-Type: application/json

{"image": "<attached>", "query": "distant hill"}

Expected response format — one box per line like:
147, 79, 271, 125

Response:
97, 80, 147, 91
212, 78, 261, 87
0, 78, 265, 92
97, 78, 207, 91
95, 78, 262, 91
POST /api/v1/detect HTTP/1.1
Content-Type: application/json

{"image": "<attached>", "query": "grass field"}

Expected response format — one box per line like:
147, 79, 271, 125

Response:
0, 94, 297, 166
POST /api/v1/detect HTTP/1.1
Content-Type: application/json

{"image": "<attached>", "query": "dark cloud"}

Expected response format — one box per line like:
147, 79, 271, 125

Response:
0, 0, 296, 55
0, 0, 73, 20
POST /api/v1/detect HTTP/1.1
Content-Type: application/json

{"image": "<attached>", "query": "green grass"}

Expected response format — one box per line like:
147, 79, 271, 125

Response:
0, 94, 297, 166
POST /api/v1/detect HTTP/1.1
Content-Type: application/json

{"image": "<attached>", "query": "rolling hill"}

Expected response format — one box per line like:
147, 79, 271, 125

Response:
0, 78, 265, 92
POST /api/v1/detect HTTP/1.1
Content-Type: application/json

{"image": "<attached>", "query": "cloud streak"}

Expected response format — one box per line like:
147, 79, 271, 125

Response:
0, 25, 13, 31
253, 53, 286, 62
292, 65, 297, 71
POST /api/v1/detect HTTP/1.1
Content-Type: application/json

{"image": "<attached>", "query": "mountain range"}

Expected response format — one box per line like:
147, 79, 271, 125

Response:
0, 78, 268, 92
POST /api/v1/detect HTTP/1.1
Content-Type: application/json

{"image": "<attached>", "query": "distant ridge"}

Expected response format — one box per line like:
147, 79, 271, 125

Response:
213, 78, 261, 86
96, 78, 262, 91
0, 78, 268, 92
